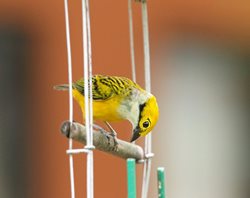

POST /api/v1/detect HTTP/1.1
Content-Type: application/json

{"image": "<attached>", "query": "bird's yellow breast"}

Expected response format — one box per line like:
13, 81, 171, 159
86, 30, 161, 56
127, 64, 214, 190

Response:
72, 89, 124, 122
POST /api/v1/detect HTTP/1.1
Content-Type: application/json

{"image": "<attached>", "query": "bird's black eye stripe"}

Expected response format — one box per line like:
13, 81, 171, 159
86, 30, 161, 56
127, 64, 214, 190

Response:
137, 103, 147, 129
139, 103, 146, 113
138, 103, 146, 122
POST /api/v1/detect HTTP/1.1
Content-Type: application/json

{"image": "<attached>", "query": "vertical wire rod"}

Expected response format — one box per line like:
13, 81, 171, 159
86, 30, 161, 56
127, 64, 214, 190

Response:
86, 0, 94, 197
128, 0, 136, 82
64, 0, 75, 197
141, 2, 153, 198
86, 0, 94, 147
142, 0, 152, 157
82, 0, 94, 198
141, 160, 148, 198
128, 0, 136, 145
82, 0, 90, 148
142, 2, 151, 93
144, 158, 152, 197
87, 150, 94, 198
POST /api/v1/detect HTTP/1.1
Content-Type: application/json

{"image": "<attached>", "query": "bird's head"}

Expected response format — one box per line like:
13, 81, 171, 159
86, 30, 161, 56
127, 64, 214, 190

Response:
130, 95, 159, 142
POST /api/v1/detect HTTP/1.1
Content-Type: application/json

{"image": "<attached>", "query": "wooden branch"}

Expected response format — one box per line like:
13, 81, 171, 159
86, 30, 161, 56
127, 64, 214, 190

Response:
60, 121, 144, 161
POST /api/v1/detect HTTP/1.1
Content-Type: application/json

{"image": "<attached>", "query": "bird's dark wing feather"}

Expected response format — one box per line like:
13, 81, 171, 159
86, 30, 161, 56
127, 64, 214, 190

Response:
73, 75, 138, 101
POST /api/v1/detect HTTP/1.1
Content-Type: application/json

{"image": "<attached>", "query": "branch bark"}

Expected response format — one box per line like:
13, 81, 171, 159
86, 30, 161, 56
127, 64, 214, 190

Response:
60, 121, 144, 161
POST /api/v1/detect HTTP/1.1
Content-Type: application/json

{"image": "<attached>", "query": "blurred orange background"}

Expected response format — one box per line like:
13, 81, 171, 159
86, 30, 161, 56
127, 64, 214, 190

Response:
0, 0, 249, 198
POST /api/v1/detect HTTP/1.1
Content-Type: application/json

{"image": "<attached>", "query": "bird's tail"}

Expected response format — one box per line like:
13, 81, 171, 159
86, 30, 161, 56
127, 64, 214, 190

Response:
53, 84, 70, 91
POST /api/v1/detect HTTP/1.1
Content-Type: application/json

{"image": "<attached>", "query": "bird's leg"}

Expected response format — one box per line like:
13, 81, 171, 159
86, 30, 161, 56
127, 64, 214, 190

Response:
104, 121, 119, 149
91, 122, 118, 150
104, 122, 117, 137
92, 123, 111, 142
93, 123, 118, 150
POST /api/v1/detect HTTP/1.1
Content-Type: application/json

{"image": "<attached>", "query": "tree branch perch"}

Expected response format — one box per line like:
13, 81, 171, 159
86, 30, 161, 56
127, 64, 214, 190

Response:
60, 121, 144, 161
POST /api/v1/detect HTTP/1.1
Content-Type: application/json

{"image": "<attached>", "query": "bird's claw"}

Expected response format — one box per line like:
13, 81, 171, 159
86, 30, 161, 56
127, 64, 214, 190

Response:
104, 122, 119, 151
98, 127, 119, 151
109, 132, 119, 151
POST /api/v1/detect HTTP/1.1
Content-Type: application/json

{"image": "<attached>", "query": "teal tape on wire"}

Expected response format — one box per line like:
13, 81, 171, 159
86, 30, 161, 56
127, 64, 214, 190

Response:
157, 167, 166, 198
127, 158, 136, 198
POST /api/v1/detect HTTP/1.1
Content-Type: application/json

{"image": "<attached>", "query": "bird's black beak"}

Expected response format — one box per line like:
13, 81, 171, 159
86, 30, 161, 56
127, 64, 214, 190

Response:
130, 127, 141, 142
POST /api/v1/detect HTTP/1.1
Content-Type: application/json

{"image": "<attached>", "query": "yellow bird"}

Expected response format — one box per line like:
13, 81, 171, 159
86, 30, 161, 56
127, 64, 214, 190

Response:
54, 75, 159, 142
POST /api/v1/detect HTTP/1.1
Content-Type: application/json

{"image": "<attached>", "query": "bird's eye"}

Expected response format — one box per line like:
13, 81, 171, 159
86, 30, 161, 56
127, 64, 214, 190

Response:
143, 121, 150, 128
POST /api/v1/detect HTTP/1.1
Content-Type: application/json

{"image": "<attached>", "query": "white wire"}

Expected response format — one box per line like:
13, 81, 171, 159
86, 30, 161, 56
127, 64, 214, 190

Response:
144, 158, 152, 197
86, 0, 94, 147
64, 0, 75, 197
82, 0, 94, 198
128, 0, 136, 82
142, 3, 151, 93
141, 1, 153, 198
67, 148, 90, 154
82, 0, 91, 148
141, 161, 148, 198
87, 151, 94, 198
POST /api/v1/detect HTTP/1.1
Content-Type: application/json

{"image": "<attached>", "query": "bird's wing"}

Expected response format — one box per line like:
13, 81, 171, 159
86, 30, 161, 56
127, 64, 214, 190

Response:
73, 75, 140, 101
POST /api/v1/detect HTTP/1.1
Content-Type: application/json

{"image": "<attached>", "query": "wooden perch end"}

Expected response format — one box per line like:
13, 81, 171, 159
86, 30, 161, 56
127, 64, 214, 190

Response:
60, 121, 144, 162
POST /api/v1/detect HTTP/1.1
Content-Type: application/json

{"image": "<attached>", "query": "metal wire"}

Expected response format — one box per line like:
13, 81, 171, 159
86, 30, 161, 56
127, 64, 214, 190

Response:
64, 0, 75, 197
86, 0, 94, 148
141, 1, 153, 198
128, 1, 153, 197
128, 0, 136, 82
82, 0, 94, 198
67, 148, 90, 154
82, 0, 92, 148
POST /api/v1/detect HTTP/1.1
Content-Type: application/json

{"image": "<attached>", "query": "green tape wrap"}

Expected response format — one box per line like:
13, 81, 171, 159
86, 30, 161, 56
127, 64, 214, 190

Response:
157, 167, 166, 198
127, 158, 136, 198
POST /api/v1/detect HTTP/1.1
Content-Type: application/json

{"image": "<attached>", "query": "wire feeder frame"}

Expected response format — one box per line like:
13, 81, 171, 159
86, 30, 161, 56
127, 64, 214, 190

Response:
63, 0, 153, 197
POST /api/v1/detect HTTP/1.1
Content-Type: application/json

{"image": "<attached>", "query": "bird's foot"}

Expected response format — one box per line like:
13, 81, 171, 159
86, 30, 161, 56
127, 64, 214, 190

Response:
104, 122, 119, 151
109, 132, 119, 151
94, 124, 118, 151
